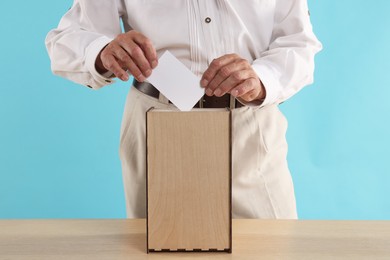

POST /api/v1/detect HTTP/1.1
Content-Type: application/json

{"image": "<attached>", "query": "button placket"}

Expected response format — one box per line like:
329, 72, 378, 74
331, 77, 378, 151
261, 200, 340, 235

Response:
198, 1, 219, 65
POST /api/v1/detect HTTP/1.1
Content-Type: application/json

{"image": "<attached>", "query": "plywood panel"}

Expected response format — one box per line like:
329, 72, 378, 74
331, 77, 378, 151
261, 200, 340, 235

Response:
146, 109, 231, 252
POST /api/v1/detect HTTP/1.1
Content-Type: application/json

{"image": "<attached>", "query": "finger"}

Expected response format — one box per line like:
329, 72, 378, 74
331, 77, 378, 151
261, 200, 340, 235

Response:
120, 41, 152, 78
102, 55, 129, 81
201, 54, 240, 87
231, 78, 261, 101
206, 58, 249, 96
213, 69, 254, 97
112, 47, 145, 82
133, 33, 158, 69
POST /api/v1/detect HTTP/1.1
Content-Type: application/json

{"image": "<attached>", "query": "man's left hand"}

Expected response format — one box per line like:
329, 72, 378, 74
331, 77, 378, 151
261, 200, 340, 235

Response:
200, 54, 266, 102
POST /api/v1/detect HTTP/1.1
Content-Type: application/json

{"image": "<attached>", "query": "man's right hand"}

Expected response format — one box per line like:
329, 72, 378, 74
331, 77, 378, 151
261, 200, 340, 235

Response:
95, 30, 158, 82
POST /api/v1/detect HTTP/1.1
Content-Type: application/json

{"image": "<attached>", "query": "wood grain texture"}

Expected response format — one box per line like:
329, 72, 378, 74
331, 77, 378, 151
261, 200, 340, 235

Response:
0, 219, 390, 259
146, 109, 231, 252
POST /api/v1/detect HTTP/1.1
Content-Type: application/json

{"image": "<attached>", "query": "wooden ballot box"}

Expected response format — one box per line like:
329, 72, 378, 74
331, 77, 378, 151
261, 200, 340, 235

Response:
146, 108, 232, 253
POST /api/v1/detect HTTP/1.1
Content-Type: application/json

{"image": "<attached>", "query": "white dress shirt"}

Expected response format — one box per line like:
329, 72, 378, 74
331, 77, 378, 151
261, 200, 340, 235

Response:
45, 0, 322, 107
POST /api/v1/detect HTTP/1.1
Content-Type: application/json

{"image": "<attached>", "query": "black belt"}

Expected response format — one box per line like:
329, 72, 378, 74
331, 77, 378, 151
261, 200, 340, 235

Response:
133, 79, 243, 109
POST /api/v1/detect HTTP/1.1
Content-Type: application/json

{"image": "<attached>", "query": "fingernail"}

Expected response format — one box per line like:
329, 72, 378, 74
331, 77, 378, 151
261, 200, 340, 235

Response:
214, 89, 222, 96
122, 74, 129, 81
206, 88, 213, 96
145, 69, 152, 77
138, 75, 146, 82
201, 79, 208, 87
151, 60, 158, 68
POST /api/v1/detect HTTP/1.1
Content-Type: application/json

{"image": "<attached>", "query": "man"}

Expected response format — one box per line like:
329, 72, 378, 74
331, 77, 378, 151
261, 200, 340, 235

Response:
46, 0, 322, 219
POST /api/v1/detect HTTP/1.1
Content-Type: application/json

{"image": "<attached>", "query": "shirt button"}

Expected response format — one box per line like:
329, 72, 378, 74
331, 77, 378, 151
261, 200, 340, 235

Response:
205, 17, 211, 23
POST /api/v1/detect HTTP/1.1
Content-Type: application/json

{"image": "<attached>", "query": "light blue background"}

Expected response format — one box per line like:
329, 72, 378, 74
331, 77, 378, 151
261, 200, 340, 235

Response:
0, 1, 389, 219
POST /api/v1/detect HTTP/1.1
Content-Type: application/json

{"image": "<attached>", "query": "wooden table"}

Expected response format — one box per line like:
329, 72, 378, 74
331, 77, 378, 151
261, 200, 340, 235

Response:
0, 219, 389, 259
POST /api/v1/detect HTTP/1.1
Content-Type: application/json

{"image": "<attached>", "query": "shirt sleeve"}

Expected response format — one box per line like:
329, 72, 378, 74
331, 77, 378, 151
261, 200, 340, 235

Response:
247, 0, 322, 107
45, 0, 125, 90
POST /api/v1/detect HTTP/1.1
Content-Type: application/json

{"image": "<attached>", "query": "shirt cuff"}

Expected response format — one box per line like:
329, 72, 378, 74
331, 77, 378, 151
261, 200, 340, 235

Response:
85, 36, 115, 89
101, 70, 115, 78
251, 62, 282, 107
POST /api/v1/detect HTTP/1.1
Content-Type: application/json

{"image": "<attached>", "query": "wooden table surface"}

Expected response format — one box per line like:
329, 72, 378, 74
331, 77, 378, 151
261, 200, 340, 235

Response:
0, 219, 389, 259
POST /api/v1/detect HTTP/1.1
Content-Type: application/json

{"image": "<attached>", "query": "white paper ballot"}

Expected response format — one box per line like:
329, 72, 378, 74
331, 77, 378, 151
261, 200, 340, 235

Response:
147, 51, 205, 111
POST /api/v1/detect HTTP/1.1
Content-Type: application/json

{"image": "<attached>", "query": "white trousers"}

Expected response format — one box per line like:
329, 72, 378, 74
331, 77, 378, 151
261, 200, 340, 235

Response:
119, 86, 297, 219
